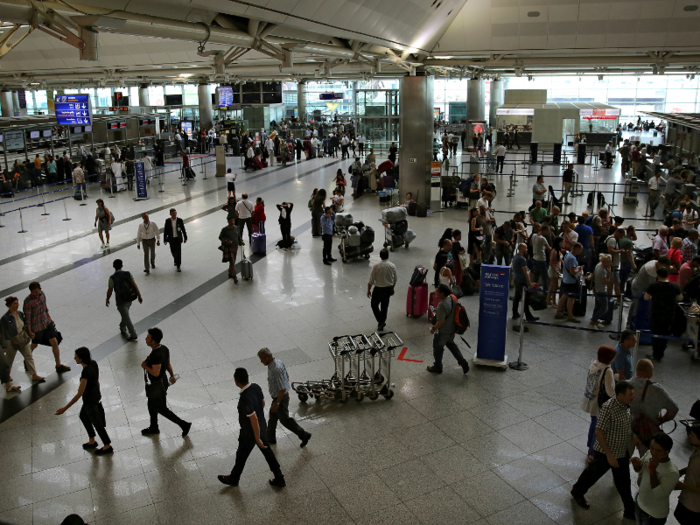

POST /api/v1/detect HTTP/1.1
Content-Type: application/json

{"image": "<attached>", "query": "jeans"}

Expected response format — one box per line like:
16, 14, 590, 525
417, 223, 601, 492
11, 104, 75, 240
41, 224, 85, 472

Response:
432, 331, 467, 371
239, 217, 253, 242
80, 402, 111, 446
650, 319, 671, 360
371, 286, 393, 326
148, 395, 187, 431
229, 436, 283, 483
496, 156, 504, 173
586, 415, 597, 456
532, 260, 548, 288
636, 499, 668, 525
142, 238, 156, 271
512, 282, 535, 320
267, 394, 307, 443
591, 293, 609, 323
495, 244, 512, 266
571, 451, 635, 516
116, 301, 136, 338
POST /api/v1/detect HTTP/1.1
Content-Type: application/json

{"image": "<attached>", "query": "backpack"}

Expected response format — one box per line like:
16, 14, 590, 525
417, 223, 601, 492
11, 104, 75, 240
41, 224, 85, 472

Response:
450, 295, 471, 335
663, 213, 674, 228
112, 270, 138, 302
409, 266, 428, 287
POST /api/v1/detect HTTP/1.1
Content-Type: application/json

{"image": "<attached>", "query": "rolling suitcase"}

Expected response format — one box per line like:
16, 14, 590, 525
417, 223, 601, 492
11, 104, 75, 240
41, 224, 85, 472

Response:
573, 282, 587, 317
240, 247, 253, 280
406, 283, 429, 317
251, 232, 266, 255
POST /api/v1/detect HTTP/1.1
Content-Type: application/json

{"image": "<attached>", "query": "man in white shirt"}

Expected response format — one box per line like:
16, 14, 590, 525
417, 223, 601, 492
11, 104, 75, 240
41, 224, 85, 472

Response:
137, 212, 160, 275
235, 193, 255, 243
495, 143, 507, 174
340, 135, 350, 159
447, 133, 454, 156
358, 134, 365, 156
309, 136, 319, 158
265, 136, 275, 166
367, 248, 398, 331
646, 171, 662, 217
174, 132, 183, 153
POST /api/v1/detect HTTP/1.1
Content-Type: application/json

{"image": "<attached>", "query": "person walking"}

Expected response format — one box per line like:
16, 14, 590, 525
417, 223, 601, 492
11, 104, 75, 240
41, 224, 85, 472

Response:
72, 161, 86, 197
580, 346, 617, 463
321, 206, 336, 265
495, 142, 506, 174
1, 296, 45, 388
218, 367, 286, 488
367, 248, 398, 331
611, 330, 637, 381
24, 282, 70, 372
137, 213, 160, 275
163, 208, 187, 272
276, 202, 294, 250
555, 242, 584, 323
93, 199, 112, 248
589, 254, 613, 329
55, 347, 113, 455
675, 425, 700, 525
427, 284, 469, 375
571, 381, 636, 520
106, 259, 142, 341
631, 433, 680, 525
235, 193, 255, 243
257, 348, 312, 447
140, 328, 191, 437
219, 217, 244, 283
644, 267, 682, 362
225, 169, 237, 200
561, 163, 575, 205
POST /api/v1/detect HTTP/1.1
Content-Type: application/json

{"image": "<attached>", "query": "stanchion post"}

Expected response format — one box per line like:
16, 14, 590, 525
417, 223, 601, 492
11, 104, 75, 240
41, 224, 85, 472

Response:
79, 183, 87, 206
158, 167, 164, 193
202, 158, 208, 179
18, 207, 27, 233
509, 291, 529, 371
632, 330, 641, 369
62, 196, 72, 221
109, 174, 115, 198
40, 188, 49, 216
0, 201, 4, 227
611, 182, 617, 210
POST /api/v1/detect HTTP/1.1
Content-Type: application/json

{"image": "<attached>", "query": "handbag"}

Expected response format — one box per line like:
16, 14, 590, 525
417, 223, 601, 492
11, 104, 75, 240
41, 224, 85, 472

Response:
690, 399, 700, 420
144, 370, 166, 400
9, 328, 31, 347
597, 367, 611, 408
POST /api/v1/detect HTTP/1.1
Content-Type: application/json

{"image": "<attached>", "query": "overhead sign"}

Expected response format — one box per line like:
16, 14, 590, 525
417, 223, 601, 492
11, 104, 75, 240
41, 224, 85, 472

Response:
54, 94, 92, 125
218, 86, 233, 107
4, 130, 24, 151
579, 108, 620, 117
496, 108, 535, 116
181, 120, 193, 138
319, 93, 343, 100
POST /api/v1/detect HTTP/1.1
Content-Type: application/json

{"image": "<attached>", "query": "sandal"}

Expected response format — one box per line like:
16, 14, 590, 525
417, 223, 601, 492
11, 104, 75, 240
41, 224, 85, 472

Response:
5, 385, 21, 392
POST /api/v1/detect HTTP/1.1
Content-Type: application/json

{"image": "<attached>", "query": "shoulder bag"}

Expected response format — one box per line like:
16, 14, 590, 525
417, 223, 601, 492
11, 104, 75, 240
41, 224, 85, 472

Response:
597, 367, 612, 408
144, 370, 166, 400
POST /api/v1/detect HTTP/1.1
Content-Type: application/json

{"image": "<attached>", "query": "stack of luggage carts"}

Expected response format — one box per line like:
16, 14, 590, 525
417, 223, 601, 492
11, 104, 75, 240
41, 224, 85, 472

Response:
380, 206, 416, 251
335, 213, 375, 263
292, 331, 402, 402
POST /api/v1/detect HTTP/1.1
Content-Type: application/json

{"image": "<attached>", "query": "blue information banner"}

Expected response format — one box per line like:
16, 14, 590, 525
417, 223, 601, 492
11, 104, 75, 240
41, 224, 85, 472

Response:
476, 264, 510, 362
54, 94, 92, 125
135, 161, 148, 200
218, 86, 233, 107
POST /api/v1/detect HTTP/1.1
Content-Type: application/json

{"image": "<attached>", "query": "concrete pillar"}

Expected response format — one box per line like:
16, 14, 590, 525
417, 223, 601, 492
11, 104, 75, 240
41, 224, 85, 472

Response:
198, 83, 213, 130
297, 81, 306, 122
351, 81, 357, 116
467, 78, 485, 150
12, 91, 21, 116
139, 84, 150, 107
489, 79, 504, 128
0, 91, 13, 117
399, 74, 434, 210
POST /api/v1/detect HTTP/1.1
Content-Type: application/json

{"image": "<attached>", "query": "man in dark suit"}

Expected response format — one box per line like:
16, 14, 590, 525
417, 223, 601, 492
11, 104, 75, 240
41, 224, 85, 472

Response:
218, 368, 286, 488
163, 208, 187, 272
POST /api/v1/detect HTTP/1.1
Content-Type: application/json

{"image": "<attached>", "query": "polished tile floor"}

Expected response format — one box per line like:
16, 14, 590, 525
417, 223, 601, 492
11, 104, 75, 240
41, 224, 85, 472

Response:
0, 142, 696, 525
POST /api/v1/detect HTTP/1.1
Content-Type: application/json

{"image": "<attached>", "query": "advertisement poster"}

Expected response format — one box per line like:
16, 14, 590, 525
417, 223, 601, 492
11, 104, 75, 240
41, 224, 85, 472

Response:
475, 264, 510, 368
134, 161, 148, 201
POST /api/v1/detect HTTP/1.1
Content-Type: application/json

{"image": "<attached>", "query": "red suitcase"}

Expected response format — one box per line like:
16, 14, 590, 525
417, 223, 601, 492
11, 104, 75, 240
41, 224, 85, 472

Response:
406, 283, 429, 317
428, 291, 440, 321
378, 160, 394, 174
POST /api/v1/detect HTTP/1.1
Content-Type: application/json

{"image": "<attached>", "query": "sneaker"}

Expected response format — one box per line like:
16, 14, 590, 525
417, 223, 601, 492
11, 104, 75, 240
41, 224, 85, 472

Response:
323, 260, 331, 265
144, 269, 149, 274
141, 427, 160, 436
570, 491, 590, 510
128, 336, 138, 341
300, 433, 312, 448
181, 421, 192, 437
269, 477, 286, 488
95, 447, 114, 456
460, 362, 470, 375
328, 258, 338, 262
218, 475, 238, 487
588, 322, 599, 330
177, 267, 181, 273
426, 366, 442, 374
378, 324, 386, 331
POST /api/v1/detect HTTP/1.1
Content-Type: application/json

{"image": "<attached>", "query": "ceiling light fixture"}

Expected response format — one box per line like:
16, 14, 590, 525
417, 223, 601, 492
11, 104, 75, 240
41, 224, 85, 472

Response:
683, 4, 698, 11
527, 11, 540, 17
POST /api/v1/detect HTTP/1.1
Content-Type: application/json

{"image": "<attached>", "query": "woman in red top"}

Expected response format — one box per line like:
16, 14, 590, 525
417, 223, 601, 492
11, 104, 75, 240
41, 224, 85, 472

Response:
253, 197, 266, 234
668, 236, 683, 282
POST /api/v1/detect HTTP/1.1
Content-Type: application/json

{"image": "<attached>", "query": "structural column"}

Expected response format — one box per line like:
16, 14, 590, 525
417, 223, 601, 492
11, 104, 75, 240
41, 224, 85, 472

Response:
466, 78, 485, 150
197, 83, 213, 130
399, 74, 434, 210
0, 91, 13, 117
297, 81, 307, 122
489, 79, 504, 128
12, 91, 21, 116
138, 84, 150, 107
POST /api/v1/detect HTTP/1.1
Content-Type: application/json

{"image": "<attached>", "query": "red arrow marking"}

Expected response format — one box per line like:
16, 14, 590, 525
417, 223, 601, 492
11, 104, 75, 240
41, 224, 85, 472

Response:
397, 347, 423, 363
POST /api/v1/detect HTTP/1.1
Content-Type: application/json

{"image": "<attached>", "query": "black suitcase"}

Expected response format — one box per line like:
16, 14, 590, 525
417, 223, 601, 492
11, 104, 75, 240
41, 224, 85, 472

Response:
573, 283, 587, 317
530, 290, 547, 311
417, 204, 427, 217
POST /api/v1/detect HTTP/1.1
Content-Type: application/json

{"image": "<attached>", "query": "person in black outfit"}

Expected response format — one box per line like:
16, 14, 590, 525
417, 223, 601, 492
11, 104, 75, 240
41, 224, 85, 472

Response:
140, 327, 191, 437
276, 202, 294, 249
56, 155, 65, 184
163, 208, 187, 272
434, 239, 452, 287
55, 347, 113, 455
644, 267, 683, 361
218, 367, 286, 488
513, 128, 521, 149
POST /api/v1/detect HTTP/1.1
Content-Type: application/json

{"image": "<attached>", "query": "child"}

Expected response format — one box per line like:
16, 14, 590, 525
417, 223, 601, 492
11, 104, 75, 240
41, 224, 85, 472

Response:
253, 197, 266, 234
225, 169, 237, 200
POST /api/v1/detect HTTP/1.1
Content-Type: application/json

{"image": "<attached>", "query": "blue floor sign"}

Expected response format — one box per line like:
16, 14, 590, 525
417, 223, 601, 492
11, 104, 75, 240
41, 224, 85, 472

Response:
135, 161, 148, 200
476, 264, 510, 362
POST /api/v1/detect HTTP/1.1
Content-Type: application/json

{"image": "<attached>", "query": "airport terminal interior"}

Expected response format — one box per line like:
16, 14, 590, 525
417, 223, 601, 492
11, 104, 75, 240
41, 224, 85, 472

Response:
1, 1, 700, 524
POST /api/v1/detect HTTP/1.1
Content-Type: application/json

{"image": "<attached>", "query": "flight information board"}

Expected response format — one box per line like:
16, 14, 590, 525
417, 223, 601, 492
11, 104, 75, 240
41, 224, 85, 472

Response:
54, 94, 92, 125
218, 86, 233, 107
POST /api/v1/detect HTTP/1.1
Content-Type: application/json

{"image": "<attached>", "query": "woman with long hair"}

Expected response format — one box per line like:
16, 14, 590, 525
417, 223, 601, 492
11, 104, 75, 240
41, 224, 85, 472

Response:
94, 198, 112, 248
547, 237, 563, 307
1, 296, 45, 391
468, 209, 483, 264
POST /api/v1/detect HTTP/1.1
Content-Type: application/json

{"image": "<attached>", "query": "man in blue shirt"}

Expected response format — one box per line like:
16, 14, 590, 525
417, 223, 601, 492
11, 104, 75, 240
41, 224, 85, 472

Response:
258, 348, 311, 447
555, 242, 584, 322
611, 330, 637, 380
320, 206, 336, 265
574, 216, 595, 271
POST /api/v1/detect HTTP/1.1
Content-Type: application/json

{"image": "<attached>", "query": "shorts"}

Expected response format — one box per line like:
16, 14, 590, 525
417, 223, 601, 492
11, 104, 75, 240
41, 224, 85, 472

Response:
611, 267, 620, 284
560, 282, 579, 297
547, 267, 560, 280
227, 182, 236, 192
32, 323, 58, 346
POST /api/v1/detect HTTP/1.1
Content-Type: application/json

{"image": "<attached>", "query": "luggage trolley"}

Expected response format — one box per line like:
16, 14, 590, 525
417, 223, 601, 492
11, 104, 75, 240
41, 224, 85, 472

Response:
365, 331, 402, 400
291, 335, 358, 402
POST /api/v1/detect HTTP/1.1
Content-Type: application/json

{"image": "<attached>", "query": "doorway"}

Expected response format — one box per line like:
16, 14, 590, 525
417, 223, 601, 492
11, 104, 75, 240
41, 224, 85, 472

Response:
562, 118, 576, 146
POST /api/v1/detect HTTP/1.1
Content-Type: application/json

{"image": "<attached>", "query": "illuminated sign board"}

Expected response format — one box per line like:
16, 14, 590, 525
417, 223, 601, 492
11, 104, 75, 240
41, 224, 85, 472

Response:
54, 94, 92, 125
496, 108, 535, 116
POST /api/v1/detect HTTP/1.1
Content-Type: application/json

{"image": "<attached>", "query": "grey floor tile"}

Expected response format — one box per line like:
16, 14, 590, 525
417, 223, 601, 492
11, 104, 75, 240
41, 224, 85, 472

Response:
377, 458, 446, 502
533, 407, 592, 441
532, 442, 590, 483
468, 400, 532, 430
94, 504, 158, 525
498, 420, 563, 454
352, 502, 422, 525
432, 410, 494, 444
391, 421, 457, 456
530, 483, 614, 525
404, 486, 482, 524
502, 390, 561, 418
281, 488, 354, 525
495, 456, 567, 499
421, 444, 488, 484
90, 473, 152, 521
485, 499, 558, 525
452, 470, 525, 517
407, 392, 464, 421
462, 432, 528, 468
330, 472, 402, 521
